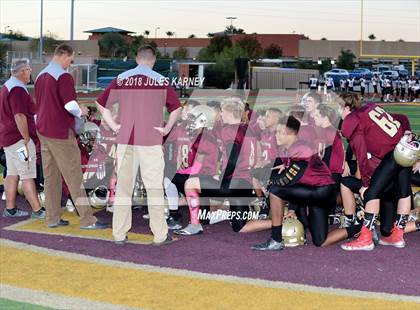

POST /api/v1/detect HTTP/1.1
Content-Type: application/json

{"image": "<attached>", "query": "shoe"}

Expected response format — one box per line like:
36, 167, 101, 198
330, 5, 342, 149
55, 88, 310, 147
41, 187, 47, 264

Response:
48, 219, 70, 228
1, 192, 5, 200
2, 208, 29, 217
31, 208, 46, 219
341, 226, 374, 251
379, 225, 405, 248
114, 236, 128, 245
80, 221, 109, 230
153, 235, 173, 246
251, 238, 285, 251
174, 223, 203, 236
167, 215, 182, 230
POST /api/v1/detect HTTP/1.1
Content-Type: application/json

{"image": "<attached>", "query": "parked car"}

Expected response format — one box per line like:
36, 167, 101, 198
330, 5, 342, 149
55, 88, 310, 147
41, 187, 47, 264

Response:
381, 70, 399, 80
415, 71, 420, 79
397, 69, 409, 79
376, 65, 391, 73
350, 68, 373, 80
324, 69, 349, 85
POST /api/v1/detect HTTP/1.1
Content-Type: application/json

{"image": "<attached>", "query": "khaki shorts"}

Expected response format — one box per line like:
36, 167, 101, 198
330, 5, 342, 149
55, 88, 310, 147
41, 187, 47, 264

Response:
4, 139, 36, 180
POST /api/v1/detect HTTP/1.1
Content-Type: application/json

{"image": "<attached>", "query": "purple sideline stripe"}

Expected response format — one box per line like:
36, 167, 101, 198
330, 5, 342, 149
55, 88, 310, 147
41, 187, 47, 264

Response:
1, 198, 419, 297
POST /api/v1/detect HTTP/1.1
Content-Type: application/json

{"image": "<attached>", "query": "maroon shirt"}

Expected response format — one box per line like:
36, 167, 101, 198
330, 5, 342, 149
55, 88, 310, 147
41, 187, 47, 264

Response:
297, 124, 318, 152
315, 126, 344, 174
260, 129, 278, 161
35, 61, 77, 139
0, 77, 37, 147
191, 129, 219, 176
342, 104, 404, 186
218, 123, 257, 183
97, 65, 181, 146
278, 141, 333, 186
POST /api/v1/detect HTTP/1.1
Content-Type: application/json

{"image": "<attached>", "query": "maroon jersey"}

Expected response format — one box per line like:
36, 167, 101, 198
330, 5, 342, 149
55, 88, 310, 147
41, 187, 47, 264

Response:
342, 104, 404, 186
192, 129, 219, 176
0, 77, 37, 147
97, 64, 181, 146
278, 141, 333, 186
315, 126, 344, 174
165, 123, 195, 169
219, 124, 257, 182
297, 124, 318, 151
260, 129, 278, 161
391, 113, 411, 132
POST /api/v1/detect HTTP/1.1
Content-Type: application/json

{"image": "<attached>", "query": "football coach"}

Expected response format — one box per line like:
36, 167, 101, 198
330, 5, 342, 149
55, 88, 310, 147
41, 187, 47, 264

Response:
35, 44, 107, 230
96, 45, 181, 245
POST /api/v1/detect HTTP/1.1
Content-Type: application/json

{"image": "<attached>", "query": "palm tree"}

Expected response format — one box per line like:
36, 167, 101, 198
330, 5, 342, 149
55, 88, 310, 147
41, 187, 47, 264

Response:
188, 34, 196, 38
368, 34, 376, 40
166, 31, 174, 38
143, 30, 150, 38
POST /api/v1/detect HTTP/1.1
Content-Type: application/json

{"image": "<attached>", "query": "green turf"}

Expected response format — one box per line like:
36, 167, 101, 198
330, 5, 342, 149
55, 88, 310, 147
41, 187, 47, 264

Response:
0, 298, 54, 310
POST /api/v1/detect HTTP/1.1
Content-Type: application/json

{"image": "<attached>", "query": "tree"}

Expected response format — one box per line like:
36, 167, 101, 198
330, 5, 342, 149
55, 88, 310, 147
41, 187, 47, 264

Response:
398, 38, 404, 42
321, 37, 327, 40
207, 33, 215, 38
208, 35, 232, 55
224, 25, 245, 35
264, 43, 282, 59
143, 30, 150, 38
0, 42, 7, 76
129, 35, 145, 58
166, 31, 174, 38
235, 34, 262, 59
4, 29, 27, 41
368, 34, 376, 40
337, 49, 356, 70
31, 32, 63, 54
98, 33, 129, 57
172, 46, 189, 59
188, 34, 196, 38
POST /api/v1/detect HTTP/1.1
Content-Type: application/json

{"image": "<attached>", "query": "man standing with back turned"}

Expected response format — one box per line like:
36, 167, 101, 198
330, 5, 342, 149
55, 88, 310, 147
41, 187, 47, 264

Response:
35, 44, 107, 229
96, 45, 181, 245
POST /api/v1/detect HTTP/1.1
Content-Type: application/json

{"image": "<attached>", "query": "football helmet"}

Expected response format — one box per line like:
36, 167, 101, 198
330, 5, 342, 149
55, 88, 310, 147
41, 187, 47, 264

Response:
38, 191, 46, 208
17, 180, 24, 196
79, 121, 101, 154
393, 134, 420, 167
185, 105, 216, 132
414, 191, 420, 209
88, 185, 109, 209
282, 218, 305, 247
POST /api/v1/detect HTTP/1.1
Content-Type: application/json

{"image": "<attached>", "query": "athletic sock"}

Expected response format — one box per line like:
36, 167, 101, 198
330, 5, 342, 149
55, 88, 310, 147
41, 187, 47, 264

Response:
169, 209, 180, 220
363, 212, 377, 231
271, 225, 282, 242
6, 207, 17, 215
186, 191, 200, 225
395, 214, 409, 230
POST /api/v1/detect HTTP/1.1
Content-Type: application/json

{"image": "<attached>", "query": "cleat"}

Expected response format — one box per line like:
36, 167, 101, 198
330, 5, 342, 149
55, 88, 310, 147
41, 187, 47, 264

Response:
251, 238, 285, 251
167, 215, 182, 230
379, 225, 405, 248
174, 223, 203, 236
341, 226, 374, 251
339, 214, 355, 228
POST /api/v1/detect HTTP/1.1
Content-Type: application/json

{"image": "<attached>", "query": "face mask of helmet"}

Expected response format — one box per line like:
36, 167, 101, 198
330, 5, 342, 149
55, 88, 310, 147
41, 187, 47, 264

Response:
393, 134, 420, 167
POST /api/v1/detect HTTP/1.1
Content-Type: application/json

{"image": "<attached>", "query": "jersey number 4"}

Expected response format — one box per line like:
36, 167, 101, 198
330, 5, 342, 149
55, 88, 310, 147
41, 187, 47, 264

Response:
368, 107, 401, 137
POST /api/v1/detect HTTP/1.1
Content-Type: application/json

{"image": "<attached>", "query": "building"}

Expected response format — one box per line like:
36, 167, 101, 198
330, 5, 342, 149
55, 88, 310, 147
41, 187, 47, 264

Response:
84, 27, 135, 43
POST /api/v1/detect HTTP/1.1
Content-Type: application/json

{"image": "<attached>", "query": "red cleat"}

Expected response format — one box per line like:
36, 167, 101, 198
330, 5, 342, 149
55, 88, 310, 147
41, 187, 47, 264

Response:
341, 226, 374, 251
379, 225, 405, 248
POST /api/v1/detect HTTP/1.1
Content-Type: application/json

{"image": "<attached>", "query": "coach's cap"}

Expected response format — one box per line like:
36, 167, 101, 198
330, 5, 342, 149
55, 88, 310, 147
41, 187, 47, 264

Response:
11, 58, 30, 74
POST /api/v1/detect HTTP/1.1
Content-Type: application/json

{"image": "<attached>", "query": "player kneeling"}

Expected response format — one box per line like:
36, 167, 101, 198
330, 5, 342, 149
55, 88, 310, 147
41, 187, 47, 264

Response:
252, 116, 336, 251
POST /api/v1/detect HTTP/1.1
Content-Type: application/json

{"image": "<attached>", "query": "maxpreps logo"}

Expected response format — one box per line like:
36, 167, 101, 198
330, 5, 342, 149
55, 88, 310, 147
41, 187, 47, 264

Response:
198, 209, 260, 221
116, 76, 205, 87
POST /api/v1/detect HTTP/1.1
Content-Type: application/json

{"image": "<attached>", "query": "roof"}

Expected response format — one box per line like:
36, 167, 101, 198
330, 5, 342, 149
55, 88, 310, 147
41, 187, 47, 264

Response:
84, 27, 134, 34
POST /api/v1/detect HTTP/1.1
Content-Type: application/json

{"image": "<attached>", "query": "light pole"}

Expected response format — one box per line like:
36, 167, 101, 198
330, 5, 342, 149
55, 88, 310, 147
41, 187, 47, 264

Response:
155, 27, 160, 39
70, 0, 75, 40
225, 16, 237, 27
39, 0, 44, 59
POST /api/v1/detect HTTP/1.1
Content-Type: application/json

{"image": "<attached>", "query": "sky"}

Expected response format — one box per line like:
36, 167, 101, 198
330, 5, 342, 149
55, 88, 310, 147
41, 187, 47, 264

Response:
1, 0, 419, 42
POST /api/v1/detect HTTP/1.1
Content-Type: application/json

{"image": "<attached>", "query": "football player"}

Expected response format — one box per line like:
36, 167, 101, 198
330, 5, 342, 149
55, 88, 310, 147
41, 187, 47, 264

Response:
252, 116, 336, 250
175, 97, 256, 235
309, 75, 319, 90
338, 93, 412, 251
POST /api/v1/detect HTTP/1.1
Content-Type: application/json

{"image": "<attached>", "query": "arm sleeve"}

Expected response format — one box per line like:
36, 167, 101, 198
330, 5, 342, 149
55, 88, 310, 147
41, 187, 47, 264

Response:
271, 160, 308, 187
97, 79, 118, 108
9, 88, 30, 115
165, 85, 181, 113
57, 73, 77, 106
